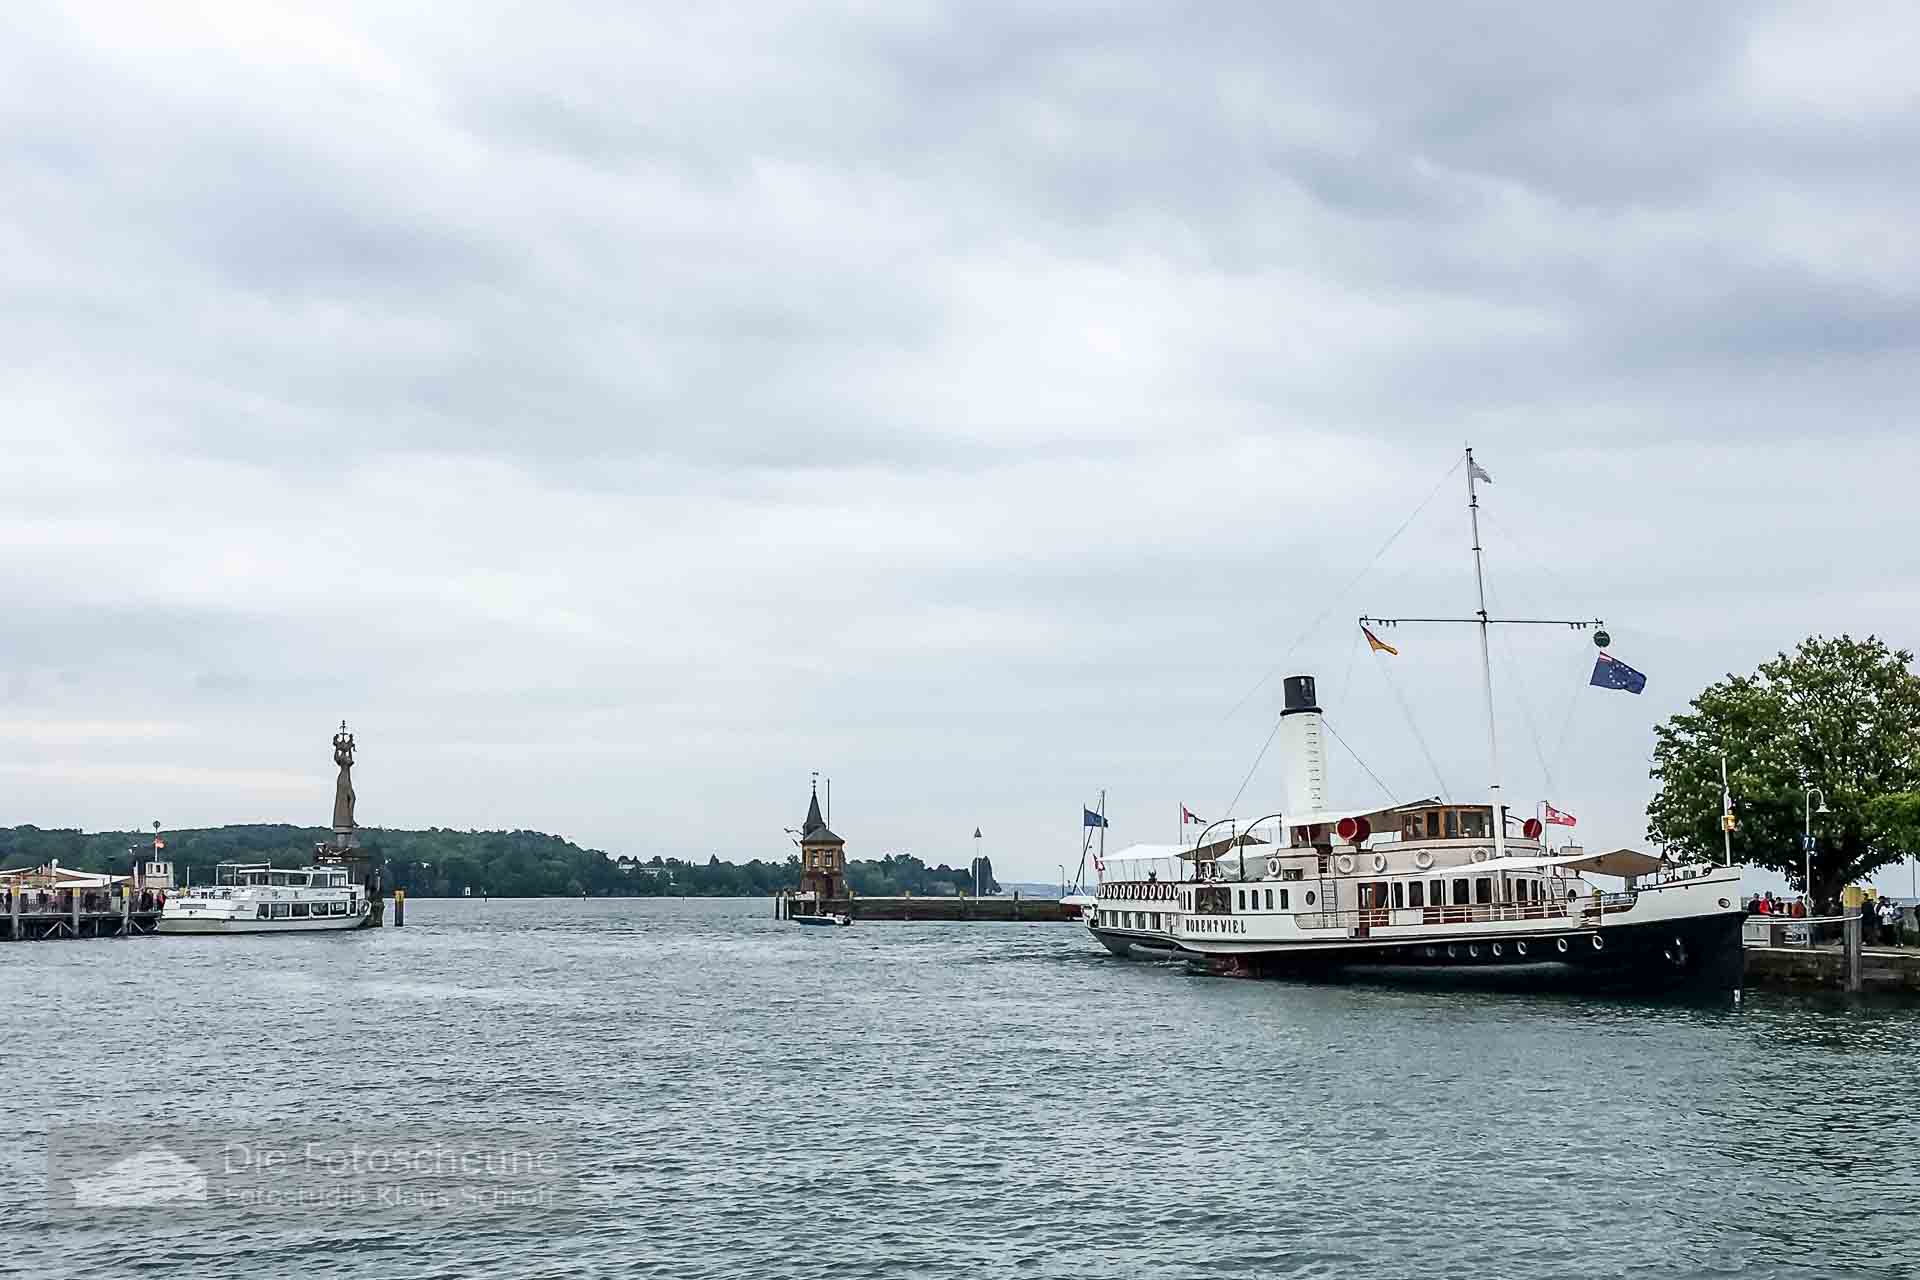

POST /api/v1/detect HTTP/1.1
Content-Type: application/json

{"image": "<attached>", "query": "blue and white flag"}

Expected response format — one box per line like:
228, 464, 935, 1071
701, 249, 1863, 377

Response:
1082, 808, 1108, 829
1590, 652, 1647, 694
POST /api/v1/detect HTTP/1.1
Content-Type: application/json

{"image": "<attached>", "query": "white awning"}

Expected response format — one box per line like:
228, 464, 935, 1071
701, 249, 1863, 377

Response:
1563, 848, 1665, 878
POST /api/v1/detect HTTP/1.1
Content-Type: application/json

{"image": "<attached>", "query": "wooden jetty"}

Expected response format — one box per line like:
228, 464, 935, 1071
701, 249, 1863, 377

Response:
775, 891, 1080, 923
2, 884, 165, 941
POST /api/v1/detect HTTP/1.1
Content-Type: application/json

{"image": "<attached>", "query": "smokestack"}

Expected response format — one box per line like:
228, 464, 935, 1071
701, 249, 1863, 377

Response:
1277, 675, 1328, 818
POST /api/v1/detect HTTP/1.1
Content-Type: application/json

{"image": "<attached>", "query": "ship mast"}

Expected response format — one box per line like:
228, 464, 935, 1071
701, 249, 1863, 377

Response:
1466, 448, 1505, 861
1359, 447, 1606, 858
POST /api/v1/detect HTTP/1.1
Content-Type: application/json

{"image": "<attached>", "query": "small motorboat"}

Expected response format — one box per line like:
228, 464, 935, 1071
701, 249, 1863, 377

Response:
792, 912, 853, 928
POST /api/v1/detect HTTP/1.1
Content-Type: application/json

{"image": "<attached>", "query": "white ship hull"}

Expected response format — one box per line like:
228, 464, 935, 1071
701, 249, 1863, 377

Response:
157, 908, 369, 935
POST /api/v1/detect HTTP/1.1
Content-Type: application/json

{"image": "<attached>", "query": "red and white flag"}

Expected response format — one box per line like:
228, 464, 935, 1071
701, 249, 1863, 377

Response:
1181, 805, 1204, 825
1543, 804, 1577, 827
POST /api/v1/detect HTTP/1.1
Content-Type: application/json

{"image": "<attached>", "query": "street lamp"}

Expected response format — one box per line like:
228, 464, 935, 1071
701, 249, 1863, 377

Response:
1803, 786, 1830, 907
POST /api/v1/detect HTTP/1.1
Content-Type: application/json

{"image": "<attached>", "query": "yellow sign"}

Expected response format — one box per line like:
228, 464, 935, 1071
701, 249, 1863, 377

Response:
1722, 814, 1737, 832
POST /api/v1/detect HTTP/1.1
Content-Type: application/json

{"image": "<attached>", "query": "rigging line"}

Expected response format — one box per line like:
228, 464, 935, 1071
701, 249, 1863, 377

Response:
1217, 455, 1465, 723
1549, 634, 1592, 783
1221, 705, 1287, 818
1376, 653, 1451, 803
1333, 624, 1363, 718
1321, 716, 1398, 807
1485, 573, 1555, 797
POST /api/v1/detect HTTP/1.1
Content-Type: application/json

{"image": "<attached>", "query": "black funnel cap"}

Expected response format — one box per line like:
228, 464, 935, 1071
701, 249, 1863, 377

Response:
1282, 674, 1320, 714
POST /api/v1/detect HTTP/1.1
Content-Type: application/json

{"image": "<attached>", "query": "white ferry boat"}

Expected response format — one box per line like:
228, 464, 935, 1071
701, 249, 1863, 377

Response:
157, 862, 374, 935
1088, 450, 1747, 992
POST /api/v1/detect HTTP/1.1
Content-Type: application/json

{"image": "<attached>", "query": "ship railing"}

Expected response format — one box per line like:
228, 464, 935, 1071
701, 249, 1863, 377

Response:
1741, 913, 1854, 949
1295, 901, 1574, 932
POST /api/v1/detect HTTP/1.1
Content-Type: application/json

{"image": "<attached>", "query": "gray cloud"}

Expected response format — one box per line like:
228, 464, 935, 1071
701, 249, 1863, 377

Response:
1, 2, 1916, 883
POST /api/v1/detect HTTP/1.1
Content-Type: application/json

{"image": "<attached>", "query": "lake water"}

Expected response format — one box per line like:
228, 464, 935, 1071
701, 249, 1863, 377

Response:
3, 897, 1916, 1278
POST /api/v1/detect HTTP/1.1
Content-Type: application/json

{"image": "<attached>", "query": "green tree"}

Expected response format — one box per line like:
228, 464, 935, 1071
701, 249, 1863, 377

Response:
1647, 634, 1920, 910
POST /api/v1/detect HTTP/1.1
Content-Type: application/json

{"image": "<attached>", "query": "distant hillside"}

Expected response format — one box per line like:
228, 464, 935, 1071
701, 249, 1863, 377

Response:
0, 825, 1001, 899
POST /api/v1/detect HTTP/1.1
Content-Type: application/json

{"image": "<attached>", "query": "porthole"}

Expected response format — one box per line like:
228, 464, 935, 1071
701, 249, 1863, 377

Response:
1556, 937, 1568, 953
1468, 944, 1480, 958
1516, 941, 1528, 957
1718, 897, 1731, 909
1592, 935, 1605, 951
1304, 892, 1316, 906
1491, 943, 1503, 957
1446, 945, 1458, 958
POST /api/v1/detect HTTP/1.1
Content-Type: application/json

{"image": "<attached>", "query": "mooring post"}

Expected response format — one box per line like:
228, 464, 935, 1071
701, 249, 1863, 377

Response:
1846, 911, 1862, 993
9, 885, 19, 940
393, 888, 406, 928
70, 890, 80, 938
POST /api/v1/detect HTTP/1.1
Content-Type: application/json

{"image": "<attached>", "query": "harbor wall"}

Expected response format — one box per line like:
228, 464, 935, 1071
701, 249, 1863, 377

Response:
1744, 946, 1920, 993
787, 894, 1080, 922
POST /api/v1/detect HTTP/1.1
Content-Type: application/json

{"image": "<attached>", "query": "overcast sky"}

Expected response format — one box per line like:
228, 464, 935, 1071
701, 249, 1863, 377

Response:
4, 2, 1917, 885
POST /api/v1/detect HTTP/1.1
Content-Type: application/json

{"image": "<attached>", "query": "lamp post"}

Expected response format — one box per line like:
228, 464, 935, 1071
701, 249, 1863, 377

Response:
1058, 863, 1067, 898
1803, 786, 1829, 909
973, 827, 982, 897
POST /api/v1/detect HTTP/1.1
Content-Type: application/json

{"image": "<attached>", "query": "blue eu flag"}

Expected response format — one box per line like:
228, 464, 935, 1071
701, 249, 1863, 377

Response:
1591, 652, 1647, 694
1083, 809, 1108, 829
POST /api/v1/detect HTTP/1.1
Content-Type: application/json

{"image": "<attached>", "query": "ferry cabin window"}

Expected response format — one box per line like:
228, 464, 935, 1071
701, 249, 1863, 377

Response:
1279, 889, 1289, 909
1462, 811, 1489, 839
1236, 890, 1246, 911
1451, 879, 1470, 906
291, 902, 310, 918
1474, 878, 1492, 905
1430, 879, 1444, 905
1392, 881, 1405, 909
1408, 881, 1424, 909
270, 902, 291, 919
1445, 809, 1460, 839
256, 905, 269, 919
1264, 889, 1273, 909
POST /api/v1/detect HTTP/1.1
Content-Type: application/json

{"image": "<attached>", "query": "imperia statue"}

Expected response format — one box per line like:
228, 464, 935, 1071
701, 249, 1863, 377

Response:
332, 721, 357, 832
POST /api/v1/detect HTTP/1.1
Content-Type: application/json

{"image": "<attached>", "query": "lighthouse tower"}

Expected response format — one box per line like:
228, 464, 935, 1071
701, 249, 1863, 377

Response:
796, 782, 848, 902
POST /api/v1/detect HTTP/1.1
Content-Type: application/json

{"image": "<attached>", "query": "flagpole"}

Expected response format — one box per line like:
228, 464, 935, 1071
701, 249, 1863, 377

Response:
1466, 447, 1506, 861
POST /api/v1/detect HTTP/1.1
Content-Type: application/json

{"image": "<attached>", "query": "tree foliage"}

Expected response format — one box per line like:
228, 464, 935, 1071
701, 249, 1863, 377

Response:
0, 825, 1003, 898
1646, 634, 1920, 909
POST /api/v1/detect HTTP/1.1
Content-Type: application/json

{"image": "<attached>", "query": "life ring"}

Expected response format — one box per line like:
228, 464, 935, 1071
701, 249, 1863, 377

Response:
1556, 937, 1569, 953
1471, 849, 1490, 863
1591, 935, 1605, 951
1370, 853, 1387, 873
1335, 854, 1355, 875
1266, 856, 1282, 878
1412, 850, 1434, 871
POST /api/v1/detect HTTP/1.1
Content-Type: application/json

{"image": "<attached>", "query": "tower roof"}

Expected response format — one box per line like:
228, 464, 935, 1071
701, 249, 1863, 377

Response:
801, 782, 843, 845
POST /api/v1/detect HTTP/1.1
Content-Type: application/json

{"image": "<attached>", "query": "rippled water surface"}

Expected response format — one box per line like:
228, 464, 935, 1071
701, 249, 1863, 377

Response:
4, 897, 1918, 1279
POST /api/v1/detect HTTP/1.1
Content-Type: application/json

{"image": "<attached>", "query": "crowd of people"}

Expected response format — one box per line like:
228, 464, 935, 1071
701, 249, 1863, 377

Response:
0, 885, 166, 914
1748, 892, 1808, 917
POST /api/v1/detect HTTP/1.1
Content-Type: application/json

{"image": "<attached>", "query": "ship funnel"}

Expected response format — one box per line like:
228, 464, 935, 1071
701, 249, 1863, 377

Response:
1278, 674, 1328, 819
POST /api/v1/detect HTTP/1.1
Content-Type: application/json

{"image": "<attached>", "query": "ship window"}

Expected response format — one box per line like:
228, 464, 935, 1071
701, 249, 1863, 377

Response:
1304, 891, 1315, 906
257, 905, 269, 919
334, 901, 349, 916
1235, 890, 1245, 911
1445, 810, 1460, 839
1264, 889, 1273, 910
1430, 879, 1444, 904
270, 902, 291, 919
291, 902, 310, 918
1280, 889, 1290, 909
1463, 811, 1488, 838
1475, 878, 1492, 905
1392, 881, 1405, 909
1452, 879, 1469, 905
1409, 881, 1424, 909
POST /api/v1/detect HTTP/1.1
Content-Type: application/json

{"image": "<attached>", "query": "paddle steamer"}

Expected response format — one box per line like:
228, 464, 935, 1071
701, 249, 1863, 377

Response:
1087, 450, 1746, 991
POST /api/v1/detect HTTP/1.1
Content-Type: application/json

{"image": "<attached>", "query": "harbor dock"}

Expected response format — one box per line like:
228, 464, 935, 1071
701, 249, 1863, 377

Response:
776, 893, 1079, 923
3, 889, 164, 941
